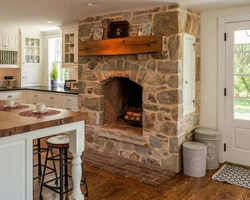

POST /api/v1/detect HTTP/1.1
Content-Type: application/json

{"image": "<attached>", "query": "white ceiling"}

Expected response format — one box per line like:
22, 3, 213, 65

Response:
1, 0, 250, 31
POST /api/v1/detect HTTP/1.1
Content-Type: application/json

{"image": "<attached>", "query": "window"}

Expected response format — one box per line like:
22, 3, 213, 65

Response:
48, 38, 69, 85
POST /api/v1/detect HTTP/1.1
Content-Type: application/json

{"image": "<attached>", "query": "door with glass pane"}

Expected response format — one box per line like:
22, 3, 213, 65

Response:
62, 30, 78, 68
225, 21, 250, 166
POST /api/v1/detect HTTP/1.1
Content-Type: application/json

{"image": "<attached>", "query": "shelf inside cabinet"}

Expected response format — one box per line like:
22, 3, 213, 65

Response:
79, 35, 163, 56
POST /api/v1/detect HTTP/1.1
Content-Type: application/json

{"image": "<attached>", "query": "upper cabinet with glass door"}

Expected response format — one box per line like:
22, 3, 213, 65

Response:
24, 37, 40, 65
61, 24, 78, 68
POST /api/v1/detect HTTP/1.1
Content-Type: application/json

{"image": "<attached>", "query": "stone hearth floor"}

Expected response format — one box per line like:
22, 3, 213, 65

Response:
82, 149, 176, 187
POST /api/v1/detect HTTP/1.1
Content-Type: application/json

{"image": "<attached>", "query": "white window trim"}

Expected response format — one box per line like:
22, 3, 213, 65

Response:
218, 14, 250, 163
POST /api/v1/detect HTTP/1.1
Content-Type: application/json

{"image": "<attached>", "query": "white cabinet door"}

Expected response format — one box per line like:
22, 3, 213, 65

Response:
183, 33, 196, 116
22, 67, 42, 87
6, 33, 19, 50
62, 29, 78, 68
0, 33, 19, 50
0, 33, 4, 48
0, 140, 26, 200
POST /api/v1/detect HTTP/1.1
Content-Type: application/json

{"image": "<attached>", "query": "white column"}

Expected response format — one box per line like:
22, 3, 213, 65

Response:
69, 121, 85, 200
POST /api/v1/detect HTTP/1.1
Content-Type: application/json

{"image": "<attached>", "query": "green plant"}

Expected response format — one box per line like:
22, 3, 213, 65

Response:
50, 62, 59, 80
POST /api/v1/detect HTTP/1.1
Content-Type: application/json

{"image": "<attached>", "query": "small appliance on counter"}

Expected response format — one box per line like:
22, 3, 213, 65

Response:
0, 76, 17, 89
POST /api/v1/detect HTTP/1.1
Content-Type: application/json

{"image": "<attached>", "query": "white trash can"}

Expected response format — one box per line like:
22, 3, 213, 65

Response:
183, 142, 207, 177
195, 127, 221, 170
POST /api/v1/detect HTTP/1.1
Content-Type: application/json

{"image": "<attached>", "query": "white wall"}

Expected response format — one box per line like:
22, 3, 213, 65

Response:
200, 5, 250, 129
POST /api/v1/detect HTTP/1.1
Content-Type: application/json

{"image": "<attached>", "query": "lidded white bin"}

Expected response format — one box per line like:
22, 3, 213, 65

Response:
194, 128, 221, 170
183, 142, 207, 177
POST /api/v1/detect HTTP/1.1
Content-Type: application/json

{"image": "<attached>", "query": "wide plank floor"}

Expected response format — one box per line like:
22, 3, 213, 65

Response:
34, 163, 250, 200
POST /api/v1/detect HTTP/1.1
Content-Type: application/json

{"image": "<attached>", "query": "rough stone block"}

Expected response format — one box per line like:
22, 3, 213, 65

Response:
156, 90, 179, 104
135, 145, 151, 155
81, 96, 104, 111
79, 24, 93, 38
133, 14, 152, 24
88, 62, 98, 70
153, 11, 178, 36
162, 122, 177, 136
147, 60, 156, 71
130, 64, 139, 82
147, 72, 160, 85
168, 75, 180, 88
137, 68, 147, 85
143, 104, 159, 111
150, 136, 162, 148
157, 61, 179, 74
169, 137, 178, 153
143, 112, 156, 131
168, 35, 180, 60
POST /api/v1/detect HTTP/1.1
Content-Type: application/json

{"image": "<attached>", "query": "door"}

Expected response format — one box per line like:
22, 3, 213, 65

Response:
225, 21, 250, 166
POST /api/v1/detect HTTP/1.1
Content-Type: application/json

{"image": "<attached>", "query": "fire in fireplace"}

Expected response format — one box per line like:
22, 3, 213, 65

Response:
104, 77, 142, 127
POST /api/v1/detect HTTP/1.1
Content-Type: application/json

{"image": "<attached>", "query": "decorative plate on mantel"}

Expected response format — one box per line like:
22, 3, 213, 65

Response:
107, 21, 129, 39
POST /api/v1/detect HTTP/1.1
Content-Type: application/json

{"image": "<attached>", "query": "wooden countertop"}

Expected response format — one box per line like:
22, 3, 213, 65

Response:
0, 104, 87, 138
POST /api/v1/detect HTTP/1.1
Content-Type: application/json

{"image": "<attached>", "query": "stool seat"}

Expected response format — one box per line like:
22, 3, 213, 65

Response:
47, 135, 69, 148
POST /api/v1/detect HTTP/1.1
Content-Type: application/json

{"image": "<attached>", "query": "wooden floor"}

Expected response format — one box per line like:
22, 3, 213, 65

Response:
34, 164, 250, 200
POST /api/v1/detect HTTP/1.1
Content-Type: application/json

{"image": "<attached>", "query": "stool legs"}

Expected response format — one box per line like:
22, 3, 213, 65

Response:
39, 146, 49, 199
37, 139, 42, 176
64, 148, 68, 188
59, 148, 64, 200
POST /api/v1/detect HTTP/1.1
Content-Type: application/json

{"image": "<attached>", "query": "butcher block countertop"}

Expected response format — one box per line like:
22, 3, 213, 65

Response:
0, 104, 87, 138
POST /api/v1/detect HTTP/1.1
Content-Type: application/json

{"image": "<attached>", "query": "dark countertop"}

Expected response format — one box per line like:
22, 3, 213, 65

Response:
0, 86, 79, 95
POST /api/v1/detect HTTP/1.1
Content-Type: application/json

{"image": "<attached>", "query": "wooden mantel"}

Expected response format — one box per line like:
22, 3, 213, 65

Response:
79, 35, 163, 57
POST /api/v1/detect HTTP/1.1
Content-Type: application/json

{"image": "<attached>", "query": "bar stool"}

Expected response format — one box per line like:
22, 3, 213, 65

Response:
39, 134, 88, 200
33, 138, 57, 180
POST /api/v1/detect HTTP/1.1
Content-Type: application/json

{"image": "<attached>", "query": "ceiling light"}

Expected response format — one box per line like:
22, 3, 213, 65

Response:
46, 21, 53, 24
86, 3, 95, 6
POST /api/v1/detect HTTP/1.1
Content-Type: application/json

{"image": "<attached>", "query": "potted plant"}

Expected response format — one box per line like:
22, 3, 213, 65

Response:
50, 62, 59, 87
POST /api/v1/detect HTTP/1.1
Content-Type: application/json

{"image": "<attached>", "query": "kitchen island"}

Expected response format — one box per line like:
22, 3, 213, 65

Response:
0, 105, 86, 200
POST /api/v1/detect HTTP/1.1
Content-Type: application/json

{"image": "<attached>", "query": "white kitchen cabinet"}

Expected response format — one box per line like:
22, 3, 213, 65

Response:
0, 91, 24, 103
61, 24, 78, 68
183, 33, 196, 116
25, 90, 78, 110
0, 32, 19, 50
0, 140, 26, 200
21, 67, 42, 87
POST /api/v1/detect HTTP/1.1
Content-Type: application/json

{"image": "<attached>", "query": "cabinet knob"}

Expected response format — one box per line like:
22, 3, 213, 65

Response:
185, 81, 188, 84
50, 97, 54, 100
34, 95, 37, 97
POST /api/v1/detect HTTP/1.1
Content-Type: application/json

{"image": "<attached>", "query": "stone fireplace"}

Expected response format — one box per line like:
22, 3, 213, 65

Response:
78, 3, 201, 172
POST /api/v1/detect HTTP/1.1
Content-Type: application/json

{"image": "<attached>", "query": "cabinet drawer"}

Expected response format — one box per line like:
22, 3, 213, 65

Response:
0, 91, 23, 100
59, 95, 78, 106
44, 93, 59, 104
60, 104, 79, 112
27, 91, 44, 101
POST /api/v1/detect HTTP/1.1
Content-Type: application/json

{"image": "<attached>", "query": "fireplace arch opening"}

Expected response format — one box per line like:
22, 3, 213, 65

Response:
104, 77, 143, 127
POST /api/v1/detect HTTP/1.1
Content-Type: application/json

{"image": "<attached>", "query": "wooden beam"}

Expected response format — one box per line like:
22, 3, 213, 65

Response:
79, 35, 163, 57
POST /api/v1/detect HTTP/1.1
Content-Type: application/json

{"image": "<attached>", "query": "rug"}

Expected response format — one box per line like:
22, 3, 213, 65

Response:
212, 164, 250, 189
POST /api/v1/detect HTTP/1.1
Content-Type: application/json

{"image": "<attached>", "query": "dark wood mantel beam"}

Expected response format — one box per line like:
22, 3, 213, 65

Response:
79, 35, 163, 57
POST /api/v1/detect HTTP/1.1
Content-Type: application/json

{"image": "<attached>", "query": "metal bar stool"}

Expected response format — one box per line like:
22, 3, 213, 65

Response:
39, 134, 88, 200
33, 138, 58, 180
